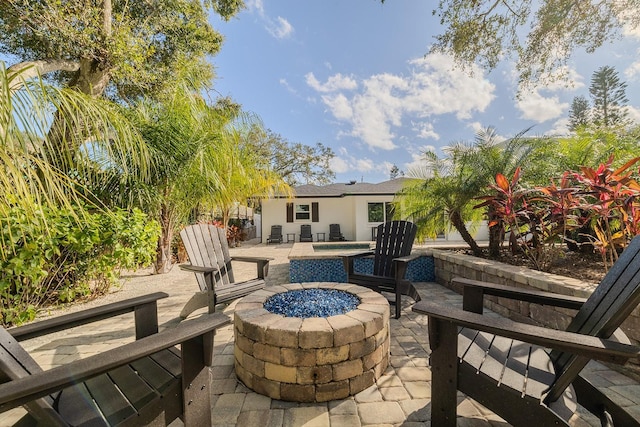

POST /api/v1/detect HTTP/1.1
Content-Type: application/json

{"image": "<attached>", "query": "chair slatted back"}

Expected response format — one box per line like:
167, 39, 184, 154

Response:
180, 224, 234, 292
372, 221, 417, 278
547, 235, 640, 400
300, 225, 312, 239
0, 328, 67, 425
329, 224, 341, 235
270, 225, 282, 239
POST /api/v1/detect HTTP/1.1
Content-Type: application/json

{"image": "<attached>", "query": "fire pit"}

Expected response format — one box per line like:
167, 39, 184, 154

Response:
234, 282, 390, 402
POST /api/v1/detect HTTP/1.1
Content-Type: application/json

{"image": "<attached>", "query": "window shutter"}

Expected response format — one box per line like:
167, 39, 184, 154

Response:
312, 202, 319, 222
286, 203, 294, 223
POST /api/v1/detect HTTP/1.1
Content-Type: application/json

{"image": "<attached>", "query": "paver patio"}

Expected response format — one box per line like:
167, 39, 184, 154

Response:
1, 239, 637, 426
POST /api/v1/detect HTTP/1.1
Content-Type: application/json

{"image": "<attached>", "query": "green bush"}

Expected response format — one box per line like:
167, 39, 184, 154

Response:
0, 204, 159, 325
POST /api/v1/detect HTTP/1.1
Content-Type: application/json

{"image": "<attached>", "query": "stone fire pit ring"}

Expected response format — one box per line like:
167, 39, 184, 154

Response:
234, 282, 390, 402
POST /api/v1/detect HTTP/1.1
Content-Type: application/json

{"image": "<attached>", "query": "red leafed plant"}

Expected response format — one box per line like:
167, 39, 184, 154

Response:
571, 155, 640, 269
476, 167, 563, 271
477, 156, 640, 272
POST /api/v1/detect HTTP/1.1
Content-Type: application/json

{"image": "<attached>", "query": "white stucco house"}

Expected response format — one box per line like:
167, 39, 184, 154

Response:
260, 177, 489, 243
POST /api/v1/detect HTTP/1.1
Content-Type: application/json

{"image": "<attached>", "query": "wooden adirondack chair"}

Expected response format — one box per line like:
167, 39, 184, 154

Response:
342, 220, 422, 319
413, 235, 640, 427
329, 224, 346, 241
299, 224, 313, 242
0, 293, 231, 426
266, 225, 283, 244
179, 223, 272, 319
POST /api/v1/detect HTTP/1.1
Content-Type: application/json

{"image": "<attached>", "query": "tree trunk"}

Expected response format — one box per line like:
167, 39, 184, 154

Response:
449, 210, 483, 257
487, 206, 503, 258
43, 57, 112, 170
154, 203, 175, 274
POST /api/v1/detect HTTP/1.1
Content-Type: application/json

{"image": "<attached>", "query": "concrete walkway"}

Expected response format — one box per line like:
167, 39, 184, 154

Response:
1, 239, 635, 426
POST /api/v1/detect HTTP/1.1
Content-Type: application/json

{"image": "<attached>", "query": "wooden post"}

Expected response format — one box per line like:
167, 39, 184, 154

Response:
428, 317, 458, 427
182, 331, 215, 426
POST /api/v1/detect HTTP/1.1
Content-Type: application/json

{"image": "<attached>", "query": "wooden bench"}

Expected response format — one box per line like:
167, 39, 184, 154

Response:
0, 292, 231, 426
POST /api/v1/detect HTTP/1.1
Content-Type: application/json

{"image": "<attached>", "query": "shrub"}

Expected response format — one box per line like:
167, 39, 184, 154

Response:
477, 156, 640, 272
0, 204, 159, 325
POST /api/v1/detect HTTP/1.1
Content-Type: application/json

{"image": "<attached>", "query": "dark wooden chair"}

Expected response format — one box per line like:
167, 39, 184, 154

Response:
413, 234, 640, 427
0, 292, 231, 426
329, 224, 346, 241
299, 224, 313, 242
179, 223, 272, 319
342, 220, 422, 319
266, 225, 283, 244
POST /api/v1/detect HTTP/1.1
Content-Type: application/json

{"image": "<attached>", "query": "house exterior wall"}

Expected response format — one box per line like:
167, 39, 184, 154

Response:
261, 197, 359, 242
261, 193, 490, 243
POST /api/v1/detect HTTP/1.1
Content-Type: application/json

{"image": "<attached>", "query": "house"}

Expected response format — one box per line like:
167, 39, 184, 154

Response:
261, 178, 411, 242
261, 177, 490, 244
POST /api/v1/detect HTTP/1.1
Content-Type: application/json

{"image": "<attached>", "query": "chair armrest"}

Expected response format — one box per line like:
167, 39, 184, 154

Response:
179, 264, 220, 274
231, 257, 272, 280
393, 253, 424, 264
341, 251, 374, 259
0, 313, 231, 412
231, 256, 274, 263
9, 292, 169, 341
452, 277, 587, 314
412, 301, 639, 365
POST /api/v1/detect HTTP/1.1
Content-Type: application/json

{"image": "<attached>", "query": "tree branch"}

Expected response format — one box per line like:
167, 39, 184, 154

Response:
7, 60, 80, 91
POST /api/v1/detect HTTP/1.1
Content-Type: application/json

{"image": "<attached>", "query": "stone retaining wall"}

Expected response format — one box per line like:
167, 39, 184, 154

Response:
234, 283, 390, 402
431, 249, 640, 348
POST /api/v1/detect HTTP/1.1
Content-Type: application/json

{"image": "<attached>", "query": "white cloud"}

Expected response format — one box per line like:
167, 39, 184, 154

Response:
329, 149, 375, 175
545, 118, 571, 137
267, 16, 294, 39
246, 0, 294, 39
467, 121, 484, 133
329, 156, 350, 174
625, 56, 640, 80
619, 9, 640, 39
626, 105, 640, 123
412, 121, 439, 140
305, 72, 357, 92
321, 94, 352, 120
306, 53, 496, 151
279, 78, 297, 95
516, 90, 568, 123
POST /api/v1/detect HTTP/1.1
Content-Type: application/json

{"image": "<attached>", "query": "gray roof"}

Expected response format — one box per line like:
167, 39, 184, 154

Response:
293, 177, 412, 198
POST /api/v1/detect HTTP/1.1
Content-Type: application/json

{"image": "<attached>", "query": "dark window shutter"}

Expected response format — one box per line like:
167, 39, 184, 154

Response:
286, 203, 294, 223
312, 202, 319, 222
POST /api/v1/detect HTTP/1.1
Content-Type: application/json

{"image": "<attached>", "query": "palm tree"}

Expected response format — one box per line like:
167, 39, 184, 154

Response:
122, 83, 290, 273
398, 127, 535, 257
1, 63, 148, 253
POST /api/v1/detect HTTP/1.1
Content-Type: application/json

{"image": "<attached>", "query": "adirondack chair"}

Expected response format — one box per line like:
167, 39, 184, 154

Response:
266, 225, 283, 244
413, 235, 640, 427
329, 224, 346, 241
342, 220, 422, 319
299, 224, 313, 242
0, 292, 231, 426
179, 223, 272, 319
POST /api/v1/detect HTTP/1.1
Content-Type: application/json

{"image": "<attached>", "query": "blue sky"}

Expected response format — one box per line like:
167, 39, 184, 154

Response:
209, 1, 640, 184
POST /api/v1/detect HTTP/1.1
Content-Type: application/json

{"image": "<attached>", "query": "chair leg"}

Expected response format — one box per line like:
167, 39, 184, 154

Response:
428, 317, 458, 427
395, 288, 401, 319
182, 332, 214, 426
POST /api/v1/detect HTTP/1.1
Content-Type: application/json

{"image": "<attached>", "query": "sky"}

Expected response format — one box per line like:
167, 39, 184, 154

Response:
210, 0, 640, 184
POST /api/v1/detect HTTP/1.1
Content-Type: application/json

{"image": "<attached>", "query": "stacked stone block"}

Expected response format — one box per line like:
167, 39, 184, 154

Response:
234, 282, 390, 402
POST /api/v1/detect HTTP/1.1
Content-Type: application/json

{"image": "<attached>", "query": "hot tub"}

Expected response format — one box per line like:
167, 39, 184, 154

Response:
234, 282, 390, 402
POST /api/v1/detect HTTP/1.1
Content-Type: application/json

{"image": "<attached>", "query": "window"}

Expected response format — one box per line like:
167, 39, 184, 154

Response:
368, 202, 394, 223
368, 203, 384, 222
295, 204, 310, 220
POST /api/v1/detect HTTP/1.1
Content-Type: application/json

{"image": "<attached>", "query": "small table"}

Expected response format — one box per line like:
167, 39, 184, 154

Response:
286, 233, 295, 243
316, 232, 326, 242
